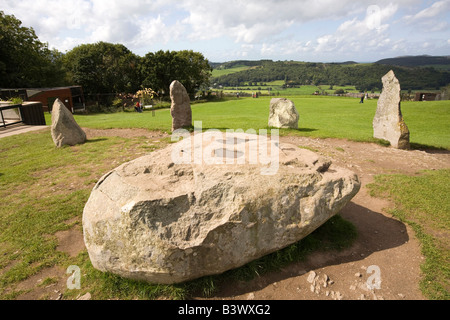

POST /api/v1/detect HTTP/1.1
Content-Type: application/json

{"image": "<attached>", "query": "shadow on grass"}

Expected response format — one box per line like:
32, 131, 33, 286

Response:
291, 127, 318, 133
409, 142, 449, 154
267, 126, 318, 133
269, 128, 319, 135
367, 139, 449, 153
85, 138, 108, 144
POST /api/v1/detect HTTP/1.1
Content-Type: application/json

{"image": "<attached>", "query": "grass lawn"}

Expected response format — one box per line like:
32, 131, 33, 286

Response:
52, 96, 450, 150
368, 170, 450, 300
3, 95, 449, 300
0, 131, 157, 299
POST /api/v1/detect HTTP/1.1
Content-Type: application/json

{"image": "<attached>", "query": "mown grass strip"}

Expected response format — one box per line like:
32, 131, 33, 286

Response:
368, 169, 450, 300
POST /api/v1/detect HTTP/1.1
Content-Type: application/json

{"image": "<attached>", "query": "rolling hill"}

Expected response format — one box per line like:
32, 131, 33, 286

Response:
375, 55, 450, 70
210, 56, 450, 91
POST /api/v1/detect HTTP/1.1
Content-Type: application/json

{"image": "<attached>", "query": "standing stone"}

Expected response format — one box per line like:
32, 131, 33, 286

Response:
373, 70, 410, 149
268, 98, 299, 129
170, 80, 192, 131
51, 98, 86, 147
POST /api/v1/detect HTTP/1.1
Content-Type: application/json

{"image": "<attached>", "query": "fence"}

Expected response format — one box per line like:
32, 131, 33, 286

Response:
0, 102, 46, 128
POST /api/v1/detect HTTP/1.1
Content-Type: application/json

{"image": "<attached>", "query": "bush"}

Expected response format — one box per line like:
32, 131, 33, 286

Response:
8, 97, 23, 104
112, 97, 125, 111
85, 102, 120, 114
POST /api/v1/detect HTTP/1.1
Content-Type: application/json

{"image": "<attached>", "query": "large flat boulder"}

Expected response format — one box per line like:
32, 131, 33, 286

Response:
82, 131, 360, 284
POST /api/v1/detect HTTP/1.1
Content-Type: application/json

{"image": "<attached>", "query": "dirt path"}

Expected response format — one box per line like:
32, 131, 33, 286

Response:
14, 129, 450, 300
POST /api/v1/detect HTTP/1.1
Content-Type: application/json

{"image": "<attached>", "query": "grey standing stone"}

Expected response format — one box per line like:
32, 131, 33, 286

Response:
268, 98, 299, 129
51, 98, 86, 147
170, 80, 192, 131
373, 70, 410, 149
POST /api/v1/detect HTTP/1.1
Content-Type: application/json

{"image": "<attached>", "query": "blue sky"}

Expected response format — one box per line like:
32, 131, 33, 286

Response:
1, 0, 449, 62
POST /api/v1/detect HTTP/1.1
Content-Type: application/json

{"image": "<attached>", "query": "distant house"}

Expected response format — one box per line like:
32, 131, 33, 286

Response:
414, 92, 438, 101
0, 86, 85, 113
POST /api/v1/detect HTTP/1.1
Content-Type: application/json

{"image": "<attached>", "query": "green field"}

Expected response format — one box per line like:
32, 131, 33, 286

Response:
369, 170, 450, 300
211, 65, 253, 77
52, 96, 450, 150
220, 84, 363, 96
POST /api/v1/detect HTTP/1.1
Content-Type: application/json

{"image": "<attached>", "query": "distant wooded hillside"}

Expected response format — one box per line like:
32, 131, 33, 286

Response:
210, 57, 450, 92
375, 55, 450, 68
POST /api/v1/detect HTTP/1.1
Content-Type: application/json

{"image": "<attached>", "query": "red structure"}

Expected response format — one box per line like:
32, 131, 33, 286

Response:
0, 86, 85, 113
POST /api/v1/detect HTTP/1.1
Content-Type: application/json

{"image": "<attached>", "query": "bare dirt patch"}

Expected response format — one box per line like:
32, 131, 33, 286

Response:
83, 127, 170, 140
16, 266, 67, 300
55, 225, 85, 258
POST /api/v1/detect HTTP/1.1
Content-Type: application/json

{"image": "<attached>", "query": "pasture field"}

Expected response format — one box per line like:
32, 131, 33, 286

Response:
211, 65, 254, 77
218, 84, 363, 96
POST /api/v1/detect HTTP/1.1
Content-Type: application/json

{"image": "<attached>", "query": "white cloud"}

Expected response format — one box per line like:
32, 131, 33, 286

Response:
0, 0, 448, 61
257, 3, 407, 61
301, 4, 398, 57
402, 0, 450, 31
0, 0, 173, 49
405, 0, 450, 20
131, 15, 186, 49
179, 0, 384, 44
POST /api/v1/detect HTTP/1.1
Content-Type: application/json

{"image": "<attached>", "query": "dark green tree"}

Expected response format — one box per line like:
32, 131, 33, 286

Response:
140, 50, 212, 97
0, 11, 66, 88
64, 42, 141, 96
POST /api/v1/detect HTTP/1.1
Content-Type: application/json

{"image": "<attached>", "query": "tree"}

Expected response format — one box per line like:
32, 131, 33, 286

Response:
140, 50, 212, 98
0, 11, 66, 88
64, 42, 141, 96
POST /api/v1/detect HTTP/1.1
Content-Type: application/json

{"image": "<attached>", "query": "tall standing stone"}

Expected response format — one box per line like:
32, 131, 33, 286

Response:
268, 98, 299, 129
170, 80, 192, 131
51, 98, 86, 147
373, 70, 410, 149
